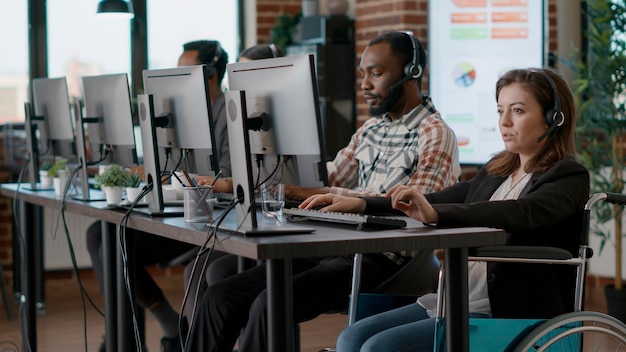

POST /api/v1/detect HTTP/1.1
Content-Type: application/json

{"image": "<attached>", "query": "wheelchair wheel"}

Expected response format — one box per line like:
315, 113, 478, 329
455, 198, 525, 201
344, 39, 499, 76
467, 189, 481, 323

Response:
512, 311, 626, 351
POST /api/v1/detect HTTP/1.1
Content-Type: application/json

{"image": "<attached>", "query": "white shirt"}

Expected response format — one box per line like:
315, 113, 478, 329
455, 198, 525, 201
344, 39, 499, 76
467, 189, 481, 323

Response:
418, 172, 532, 317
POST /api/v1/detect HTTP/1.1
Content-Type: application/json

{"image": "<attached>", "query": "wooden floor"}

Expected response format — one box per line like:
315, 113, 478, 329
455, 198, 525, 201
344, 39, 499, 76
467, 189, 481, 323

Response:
0, 271, 612, 352
0, 270, 348, 352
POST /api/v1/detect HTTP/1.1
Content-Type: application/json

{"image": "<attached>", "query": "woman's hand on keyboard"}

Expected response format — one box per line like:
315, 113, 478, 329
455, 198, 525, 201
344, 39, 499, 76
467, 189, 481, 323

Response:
300, 194, 366, 213
387, 185, 438, 224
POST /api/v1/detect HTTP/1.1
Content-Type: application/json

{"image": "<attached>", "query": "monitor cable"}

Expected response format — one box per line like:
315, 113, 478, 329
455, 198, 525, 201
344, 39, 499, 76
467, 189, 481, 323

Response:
181, 196, 243, 352
118, 182, 155, 352
11, 157, 34, 352
59, 164, 105, 351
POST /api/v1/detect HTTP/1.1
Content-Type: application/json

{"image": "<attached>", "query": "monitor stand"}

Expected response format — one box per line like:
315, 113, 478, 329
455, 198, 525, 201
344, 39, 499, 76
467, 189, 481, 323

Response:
72, 100, 106, 201
136, 93, 184, 217
221, 219, 315, 237
224, 90, 315, 236
22, 102, 49, 191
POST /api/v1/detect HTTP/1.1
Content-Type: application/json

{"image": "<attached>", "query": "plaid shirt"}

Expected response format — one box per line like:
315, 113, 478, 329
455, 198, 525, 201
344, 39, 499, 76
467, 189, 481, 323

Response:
327, 96, 461, 197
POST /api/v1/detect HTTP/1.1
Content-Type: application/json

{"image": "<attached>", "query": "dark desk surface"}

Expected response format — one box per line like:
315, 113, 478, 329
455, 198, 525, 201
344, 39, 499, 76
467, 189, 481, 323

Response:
2, 182, 508, 352
1, 183, 507, 259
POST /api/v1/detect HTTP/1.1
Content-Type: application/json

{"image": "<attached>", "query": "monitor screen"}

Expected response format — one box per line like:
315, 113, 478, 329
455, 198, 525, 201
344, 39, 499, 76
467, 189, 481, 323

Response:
227, 54, 328, 188
142, 65, 216, 151
32, 77, 74, 142
81, 73, 138, 166
142, 65, 217, 176
31, 77, 76, 162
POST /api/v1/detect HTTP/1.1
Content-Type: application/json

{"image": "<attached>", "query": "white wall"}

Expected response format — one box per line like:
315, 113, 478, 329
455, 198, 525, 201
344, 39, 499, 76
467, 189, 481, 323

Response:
43, 208, 95, 270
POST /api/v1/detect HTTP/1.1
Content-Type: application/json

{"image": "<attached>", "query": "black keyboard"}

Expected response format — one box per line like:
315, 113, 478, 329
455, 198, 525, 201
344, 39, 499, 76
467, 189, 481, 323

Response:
283, 207, 406, 229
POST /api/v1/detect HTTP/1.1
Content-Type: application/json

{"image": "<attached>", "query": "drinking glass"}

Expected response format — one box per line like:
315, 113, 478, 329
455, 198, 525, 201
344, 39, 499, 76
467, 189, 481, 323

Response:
261, 183, 285, 219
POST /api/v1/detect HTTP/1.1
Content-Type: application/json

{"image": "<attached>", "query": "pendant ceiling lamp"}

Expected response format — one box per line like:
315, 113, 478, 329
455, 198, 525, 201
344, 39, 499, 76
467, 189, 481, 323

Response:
96, 0, 135, 19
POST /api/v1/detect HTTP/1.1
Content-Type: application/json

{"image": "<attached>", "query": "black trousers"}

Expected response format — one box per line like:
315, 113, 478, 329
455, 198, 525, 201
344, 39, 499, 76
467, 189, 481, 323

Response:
186, 254, 402, 352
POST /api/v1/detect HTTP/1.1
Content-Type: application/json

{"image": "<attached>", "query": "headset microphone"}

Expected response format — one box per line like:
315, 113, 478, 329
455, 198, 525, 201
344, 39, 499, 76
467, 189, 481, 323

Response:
390, 75, 410, 92
536, 117, 561, 143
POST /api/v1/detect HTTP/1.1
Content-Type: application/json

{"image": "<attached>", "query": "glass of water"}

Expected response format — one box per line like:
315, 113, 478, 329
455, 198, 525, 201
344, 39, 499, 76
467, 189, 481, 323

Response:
261, 183, 285, 220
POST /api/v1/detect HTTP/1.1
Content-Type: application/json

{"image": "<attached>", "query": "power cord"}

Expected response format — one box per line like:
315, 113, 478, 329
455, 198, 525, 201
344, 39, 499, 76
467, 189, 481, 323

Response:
59, 164, 100, 351
180, 197, 246, 352
0, 340, 20, 352
118, 183, 154, 352
11, 158, 32, 352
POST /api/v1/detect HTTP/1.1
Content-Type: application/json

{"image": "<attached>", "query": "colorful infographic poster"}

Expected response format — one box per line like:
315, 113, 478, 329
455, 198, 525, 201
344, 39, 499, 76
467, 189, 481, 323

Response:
428, 0, 545, 165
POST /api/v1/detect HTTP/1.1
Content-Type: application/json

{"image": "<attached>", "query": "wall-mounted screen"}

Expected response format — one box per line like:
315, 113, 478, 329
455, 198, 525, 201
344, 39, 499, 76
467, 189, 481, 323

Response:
428, 0, 546, 165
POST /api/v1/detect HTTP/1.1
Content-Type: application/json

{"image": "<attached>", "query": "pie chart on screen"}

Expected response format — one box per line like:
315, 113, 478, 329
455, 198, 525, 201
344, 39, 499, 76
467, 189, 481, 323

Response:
453, 63, 476, 87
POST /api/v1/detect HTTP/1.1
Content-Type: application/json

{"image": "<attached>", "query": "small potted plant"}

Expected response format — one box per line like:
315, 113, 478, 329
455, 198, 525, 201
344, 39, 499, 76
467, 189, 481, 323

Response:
94, 164, 127, 204
47, 159, 68, 196
39, 161, 53, 189
124, 171, 144, 203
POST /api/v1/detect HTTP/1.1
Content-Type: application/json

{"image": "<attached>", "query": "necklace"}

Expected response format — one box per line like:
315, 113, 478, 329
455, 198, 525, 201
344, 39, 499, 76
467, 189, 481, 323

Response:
501, 172, 532, 200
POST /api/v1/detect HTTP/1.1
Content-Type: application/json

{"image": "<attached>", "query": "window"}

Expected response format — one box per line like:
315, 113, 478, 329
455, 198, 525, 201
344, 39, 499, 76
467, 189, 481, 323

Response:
48, 0, 131, 102
0, 2, 28, 123
147, 1, 240, 69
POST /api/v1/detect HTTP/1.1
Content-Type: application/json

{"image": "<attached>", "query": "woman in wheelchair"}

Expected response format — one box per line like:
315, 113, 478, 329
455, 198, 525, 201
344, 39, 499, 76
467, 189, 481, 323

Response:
300, 67, 590, 351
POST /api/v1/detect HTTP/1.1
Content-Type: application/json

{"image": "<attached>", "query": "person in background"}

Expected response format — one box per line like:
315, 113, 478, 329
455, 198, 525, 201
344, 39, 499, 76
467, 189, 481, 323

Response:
86, 39, 229, 352
183, 43, 285, 320
178, 40, 231, 177
185, 31, 461, 352
301, 67, 590, 352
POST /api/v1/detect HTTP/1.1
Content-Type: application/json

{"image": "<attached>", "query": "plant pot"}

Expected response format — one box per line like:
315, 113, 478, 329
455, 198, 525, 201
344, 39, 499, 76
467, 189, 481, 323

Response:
605, 284, 626, 323
53, 177, 66, 196
102, 186, 123, 205
125, 187, 146, 204
39, 170, 52, 189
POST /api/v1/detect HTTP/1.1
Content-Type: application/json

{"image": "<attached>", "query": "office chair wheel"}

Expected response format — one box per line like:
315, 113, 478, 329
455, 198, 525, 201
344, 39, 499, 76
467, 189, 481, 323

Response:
512, 311, 626, 351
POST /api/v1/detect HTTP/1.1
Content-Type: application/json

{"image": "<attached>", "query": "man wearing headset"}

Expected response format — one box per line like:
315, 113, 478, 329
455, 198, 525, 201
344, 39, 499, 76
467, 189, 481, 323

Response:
86, 40, 229, 352
178, 39, 231, 177
186, 32, 460, 352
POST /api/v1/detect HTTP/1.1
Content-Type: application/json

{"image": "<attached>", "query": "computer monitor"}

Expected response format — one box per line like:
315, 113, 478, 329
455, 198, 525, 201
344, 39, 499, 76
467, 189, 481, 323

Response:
227, 54, 328, 188
136, 65, 217, 216
25, 77, 75, 190
70, 73, 139, 201
32, 77, 74, 144
142, 64, 218, 176
32, 77, 76, 160
224, 54, 327, 233
82, 73, 138, 167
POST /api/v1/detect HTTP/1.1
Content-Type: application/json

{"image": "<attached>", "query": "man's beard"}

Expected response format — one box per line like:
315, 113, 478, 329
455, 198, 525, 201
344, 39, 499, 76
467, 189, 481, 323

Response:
369, 83, 404, 117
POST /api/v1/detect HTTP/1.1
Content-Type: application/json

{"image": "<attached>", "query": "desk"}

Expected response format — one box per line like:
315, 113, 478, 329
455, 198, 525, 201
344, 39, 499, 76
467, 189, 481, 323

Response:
2, 183, 507, 352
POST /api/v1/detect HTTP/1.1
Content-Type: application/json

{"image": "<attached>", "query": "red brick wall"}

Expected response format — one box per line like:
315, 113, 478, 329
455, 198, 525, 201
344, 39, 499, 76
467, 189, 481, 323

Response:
256, 0, 302, 43
0, 171, 12, 290
256, 0, 558, 127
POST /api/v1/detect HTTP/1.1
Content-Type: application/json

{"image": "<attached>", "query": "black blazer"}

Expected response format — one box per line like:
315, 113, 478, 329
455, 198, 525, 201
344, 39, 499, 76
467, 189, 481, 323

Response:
364, 157, 590, 318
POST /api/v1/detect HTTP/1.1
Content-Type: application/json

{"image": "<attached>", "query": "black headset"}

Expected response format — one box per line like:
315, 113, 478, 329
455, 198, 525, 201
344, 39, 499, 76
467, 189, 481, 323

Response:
206, 42, 223, 79
390, 31, 423, 91
534, 69, 565, 142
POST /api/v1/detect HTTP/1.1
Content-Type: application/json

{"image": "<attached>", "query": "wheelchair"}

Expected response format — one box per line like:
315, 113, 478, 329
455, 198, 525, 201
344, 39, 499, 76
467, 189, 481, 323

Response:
433, 192, 626, 351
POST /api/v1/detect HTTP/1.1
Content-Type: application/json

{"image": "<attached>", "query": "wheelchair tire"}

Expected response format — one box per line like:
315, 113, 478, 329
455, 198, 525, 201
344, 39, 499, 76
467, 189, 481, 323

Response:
512, 311, 626, 352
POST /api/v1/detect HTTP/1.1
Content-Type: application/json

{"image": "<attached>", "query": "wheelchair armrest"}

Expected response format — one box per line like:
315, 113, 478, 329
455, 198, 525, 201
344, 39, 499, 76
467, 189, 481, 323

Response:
468, 246, 573, 260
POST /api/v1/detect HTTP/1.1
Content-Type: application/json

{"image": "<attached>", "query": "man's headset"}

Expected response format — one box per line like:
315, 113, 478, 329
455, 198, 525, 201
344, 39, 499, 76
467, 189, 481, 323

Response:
206, 42, 223, 79
390, 31, 423, 92
535, 69, 565, 143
